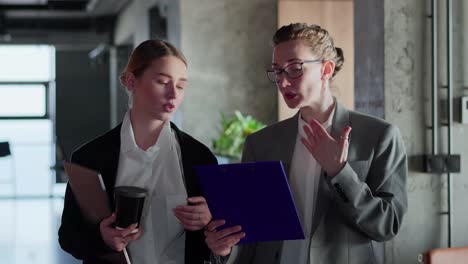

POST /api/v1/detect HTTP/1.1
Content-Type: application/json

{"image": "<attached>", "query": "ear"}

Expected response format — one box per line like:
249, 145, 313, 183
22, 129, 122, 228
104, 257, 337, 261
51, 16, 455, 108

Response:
321, 60, 336, 80
126, 72, 137, 92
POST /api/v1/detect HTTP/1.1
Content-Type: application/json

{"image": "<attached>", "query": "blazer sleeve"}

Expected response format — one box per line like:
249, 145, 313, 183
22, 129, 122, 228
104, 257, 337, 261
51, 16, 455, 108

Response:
326, 124, 408, 242
58, 151, 113, 260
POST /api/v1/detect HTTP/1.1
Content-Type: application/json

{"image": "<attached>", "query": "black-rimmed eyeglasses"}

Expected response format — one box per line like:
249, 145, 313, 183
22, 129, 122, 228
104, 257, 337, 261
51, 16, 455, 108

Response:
266, 60, 323, 83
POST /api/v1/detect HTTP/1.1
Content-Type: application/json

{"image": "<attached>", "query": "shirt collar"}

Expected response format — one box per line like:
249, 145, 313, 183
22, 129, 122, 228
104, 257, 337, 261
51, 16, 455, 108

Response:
120, 111, 172, 156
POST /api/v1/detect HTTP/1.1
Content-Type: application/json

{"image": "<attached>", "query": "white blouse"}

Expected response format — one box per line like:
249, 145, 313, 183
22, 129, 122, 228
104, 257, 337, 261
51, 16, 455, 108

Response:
115, 112, 187, 264
281, 105, 335, 264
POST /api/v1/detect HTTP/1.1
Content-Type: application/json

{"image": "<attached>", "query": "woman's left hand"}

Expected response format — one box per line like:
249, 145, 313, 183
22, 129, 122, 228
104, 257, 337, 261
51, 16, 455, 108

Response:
301, 119, 352, 177
174, 196, 212, 231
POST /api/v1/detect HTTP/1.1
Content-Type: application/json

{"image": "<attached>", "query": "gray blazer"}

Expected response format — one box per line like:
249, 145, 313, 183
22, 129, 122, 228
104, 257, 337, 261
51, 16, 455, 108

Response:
232, 102, 408, 264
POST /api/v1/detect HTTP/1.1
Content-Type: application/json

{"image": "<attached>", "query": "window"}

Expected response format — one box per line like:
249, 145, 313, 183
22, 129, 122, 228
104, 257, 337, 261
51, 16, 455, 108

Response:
0, 45, 55, 197
0, 45, 54, 119
0, 45, 54, 82
0, 84, 47, 118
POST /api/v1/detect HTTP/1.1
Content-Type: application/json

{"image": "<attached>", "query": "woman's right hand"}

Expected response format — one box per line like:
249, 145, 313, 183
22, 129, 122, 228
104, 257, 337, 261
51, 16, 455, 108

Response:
99, 213, 142, 252
204, 219, 246, 256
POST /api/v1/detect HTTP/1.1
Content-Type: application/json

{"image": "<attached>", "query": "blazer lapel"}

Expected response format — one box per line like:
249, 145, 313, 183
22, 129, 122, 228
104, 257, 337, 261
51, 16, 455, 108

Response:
278, 111, 300, 178
310, 102, 351, 236
170, 122, 199, 197
100, 124, 122, 208
330, 101, 351, 142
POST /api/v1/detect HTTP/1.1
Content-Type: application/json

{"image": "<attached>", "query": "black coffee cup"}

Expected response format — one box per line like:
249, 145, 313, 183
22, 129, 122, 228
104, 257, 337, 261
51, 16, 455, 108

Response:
114, 186, 147, 233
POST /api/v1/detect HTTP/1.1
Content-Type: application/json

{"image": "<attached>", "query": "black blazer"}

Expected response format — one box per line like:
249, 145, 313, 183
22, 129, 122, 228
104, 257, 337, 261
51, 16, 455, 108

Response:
58, 122, 218, 264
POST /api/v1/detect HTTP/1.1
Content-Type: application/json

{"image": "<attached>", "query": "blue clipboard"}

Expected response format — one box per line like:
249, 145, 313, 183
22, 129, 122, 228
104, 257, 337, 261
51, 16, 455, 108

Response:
194, 161, 305, 244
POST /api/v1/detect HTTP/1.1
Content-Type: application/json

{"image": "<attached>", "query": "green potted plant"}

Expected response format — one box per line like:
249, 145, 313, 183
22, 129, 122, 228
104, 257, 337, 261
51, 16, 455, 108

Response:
212, 111, 266, 163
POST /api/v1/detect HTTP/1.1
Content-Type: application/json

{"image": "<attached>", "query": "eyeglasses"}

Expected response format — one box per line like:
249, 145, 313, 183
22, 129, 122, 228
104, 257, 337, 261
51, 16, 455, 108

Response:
266, 60, 323, 83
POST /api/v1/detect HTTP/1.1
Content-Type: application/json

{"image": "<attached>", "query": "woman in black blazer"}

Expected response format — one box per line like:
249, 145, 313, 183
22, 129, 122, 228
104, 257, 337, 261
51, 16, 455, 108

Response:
59, 40, 220, 264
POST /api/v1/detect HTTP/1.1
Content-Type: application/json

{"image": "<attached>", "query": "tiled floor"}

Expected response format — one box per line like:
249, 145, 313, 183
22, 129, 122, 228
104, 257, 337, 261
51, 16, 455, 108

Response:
0, 198, 80, 264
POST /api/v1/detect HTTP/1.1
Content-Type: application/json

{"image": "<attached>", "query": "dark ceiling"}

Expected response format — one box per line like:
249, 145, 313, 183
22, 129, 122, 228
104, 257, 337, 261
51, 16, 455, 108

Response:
0, 0, 130, 33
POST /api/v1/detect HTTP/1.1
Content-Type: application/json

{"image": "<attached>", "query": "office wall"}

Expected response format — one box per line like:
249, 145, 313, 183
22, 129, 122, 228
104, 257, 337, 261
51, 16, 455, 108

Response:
114, 0, 278, 147
384, 0, 468, 263
178, 0, 277, 145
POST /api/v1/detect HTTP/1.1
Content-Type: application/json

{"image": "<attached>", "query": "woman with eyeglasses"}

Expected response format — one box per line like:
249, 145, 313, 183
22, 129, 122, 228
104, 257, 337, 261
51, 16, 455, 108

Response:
204, 23, 408, 264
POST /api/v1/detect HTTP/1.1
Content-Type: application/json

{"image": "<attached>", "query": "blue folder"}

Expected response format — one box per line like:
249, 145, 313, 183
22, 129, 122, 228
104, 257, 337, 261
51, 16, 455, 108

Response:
194, 161, 305, 244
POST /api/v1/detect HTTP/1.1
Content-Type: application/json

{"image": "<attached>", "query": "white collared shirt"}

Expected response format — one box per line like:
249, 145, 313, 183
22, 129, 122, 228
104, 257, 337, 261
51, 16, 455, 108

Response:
115, 112, 187, 264
281, 105, 335, 264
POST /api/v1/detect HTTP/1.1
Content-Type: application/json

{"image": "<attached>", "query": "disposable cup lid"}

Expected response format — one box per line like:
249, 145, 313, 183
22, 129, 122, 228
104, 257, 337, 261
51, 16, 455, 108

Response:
115, 186, 147, 198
